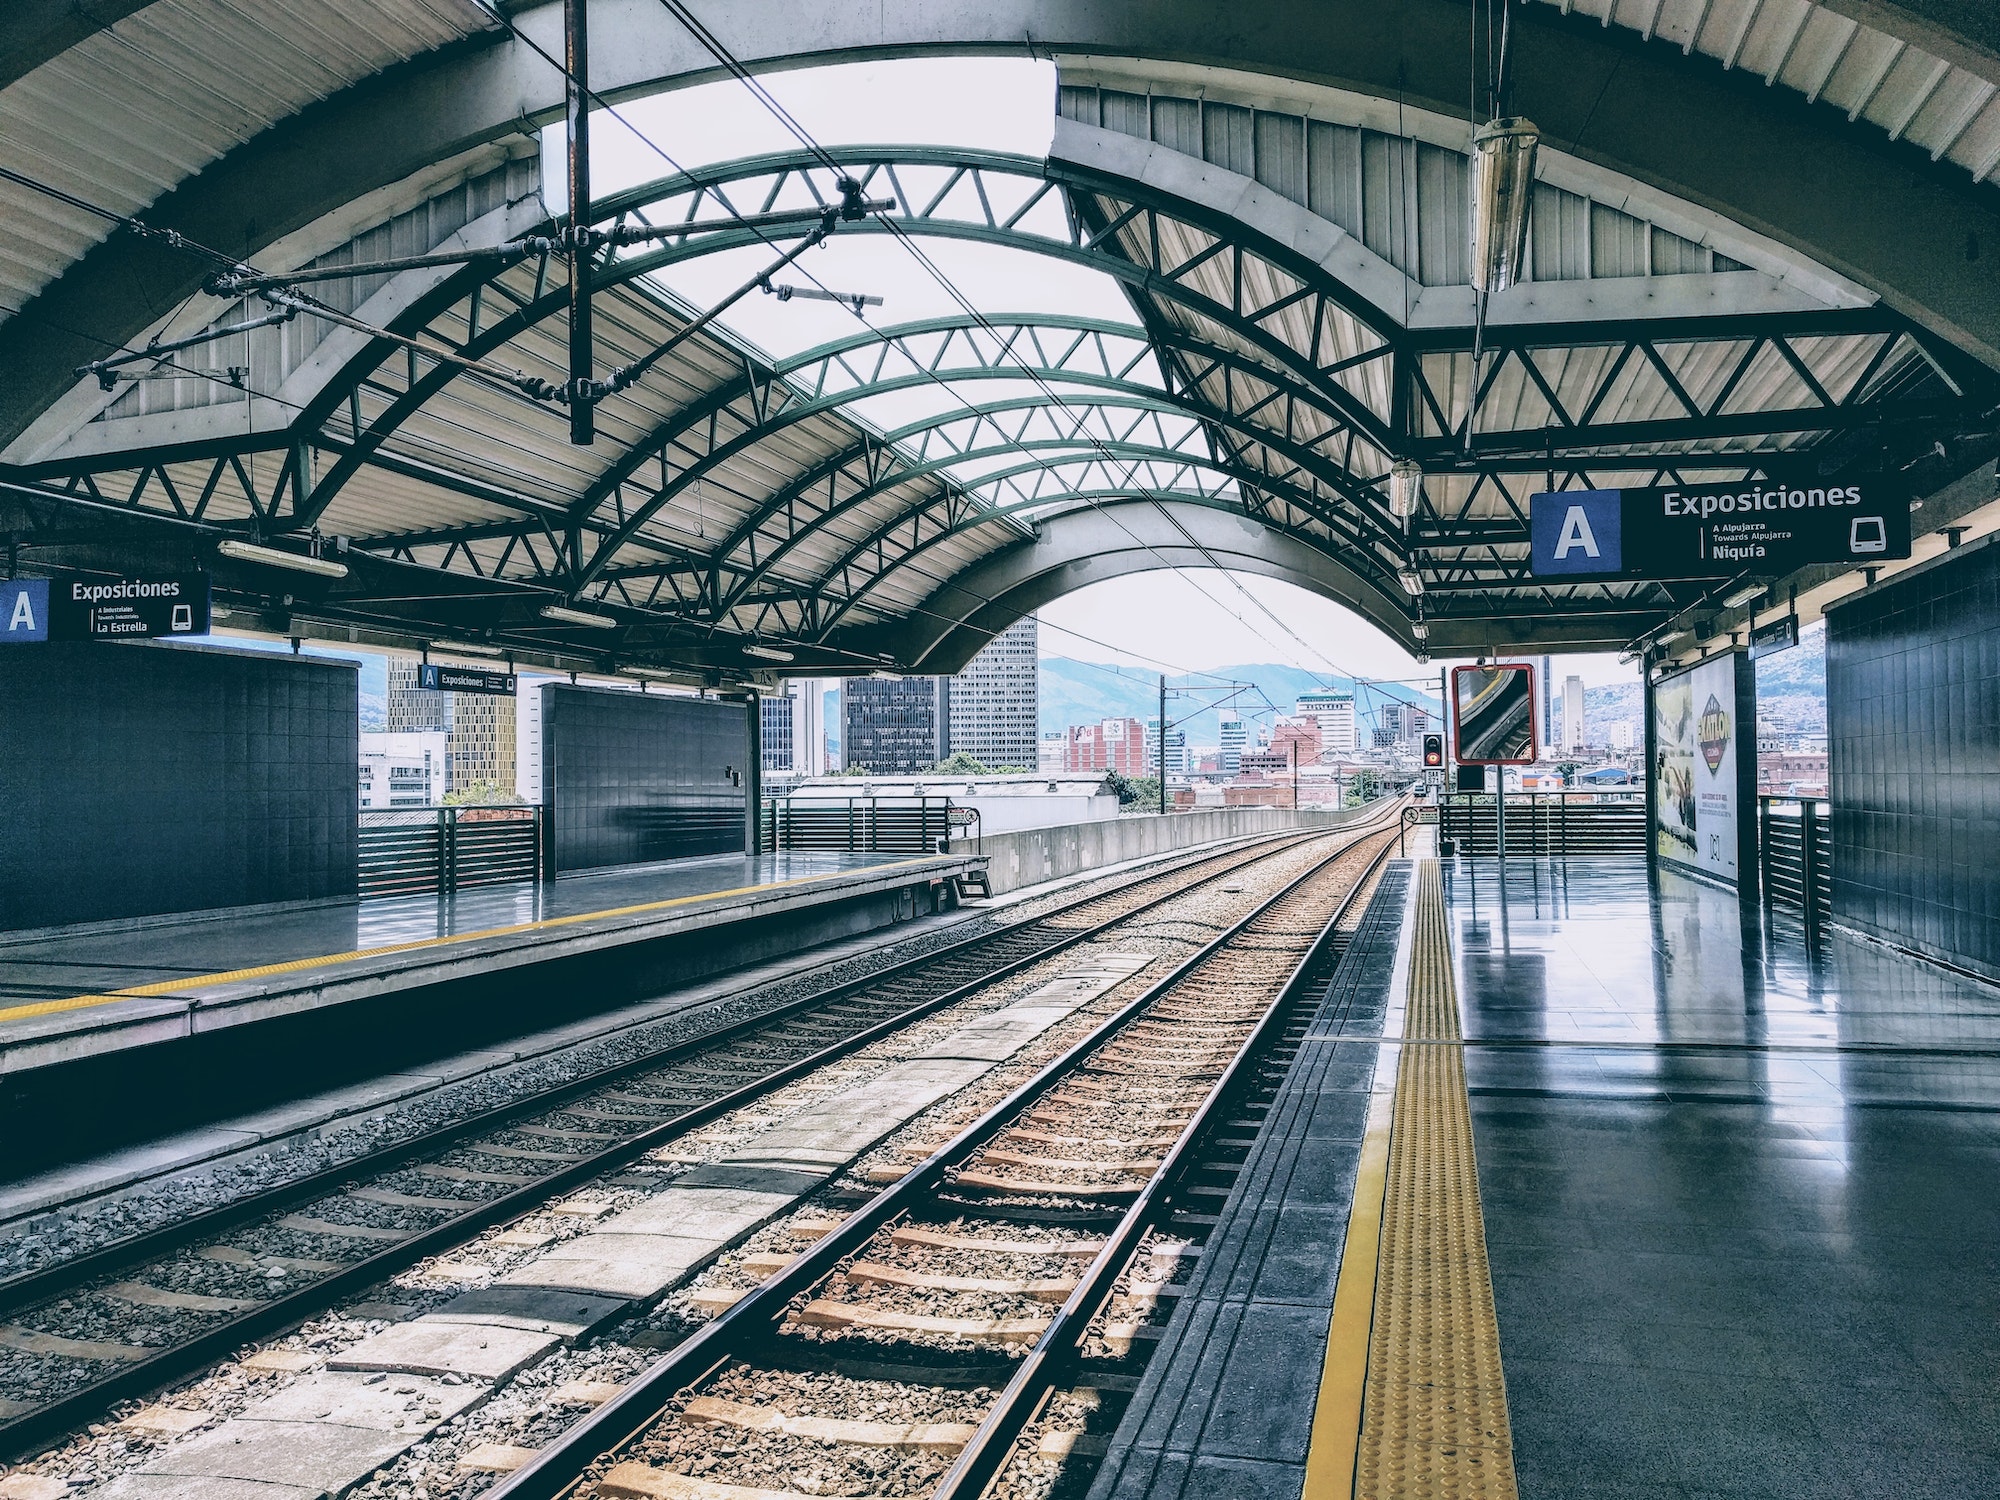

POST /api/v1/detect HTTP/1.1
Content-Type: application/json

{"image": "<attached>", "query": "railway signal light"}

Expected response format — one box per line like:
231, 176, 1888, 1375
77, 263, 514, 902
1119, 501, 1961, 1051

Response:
1422, 733, 1444, 768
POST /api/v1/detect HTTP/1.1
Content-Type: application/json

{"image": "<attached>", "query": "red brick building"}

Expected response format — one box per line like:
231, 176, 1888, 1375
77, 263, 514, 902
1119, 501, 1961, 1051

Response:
1064, 717, 1149, 774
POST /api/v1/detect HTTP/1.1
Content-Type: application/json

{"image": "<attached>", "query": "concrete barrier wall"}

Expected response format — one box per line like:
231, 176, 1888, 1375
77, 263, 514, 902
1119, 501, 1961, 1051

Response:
967, 804, 1379, 896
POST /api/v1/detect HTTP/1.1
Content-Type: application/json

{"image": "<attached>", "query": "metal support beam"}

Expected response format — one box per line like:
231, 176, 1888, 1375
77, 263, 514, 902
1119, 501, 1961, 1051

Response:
564, 0, 593, 445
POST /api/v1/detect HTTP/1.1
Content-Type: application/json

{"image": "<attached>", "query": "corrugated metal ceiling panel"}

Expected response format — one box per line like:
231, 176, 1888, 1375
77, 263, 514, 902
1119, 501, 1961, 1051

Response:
0, 0, 497, 317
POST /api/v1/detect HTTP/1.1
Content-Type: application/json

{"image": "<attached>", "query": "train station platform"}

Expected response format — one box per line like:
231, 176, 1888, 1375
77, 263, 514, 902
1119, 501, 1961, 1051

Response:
0, 850, 979, 1081
1093, 852, 2000, 1500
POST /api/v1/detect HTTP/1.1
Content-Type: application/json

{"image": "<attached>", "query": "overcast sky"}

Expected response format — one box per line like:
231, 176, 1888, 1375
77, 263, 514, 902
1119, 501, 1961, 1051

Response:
562, 58, 1640, 693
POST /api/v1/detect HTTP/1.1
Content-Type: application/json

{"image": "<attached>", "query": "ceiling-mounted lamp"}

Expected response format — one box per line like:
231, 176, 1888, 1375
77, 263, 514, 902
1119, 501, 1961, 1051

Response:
1388, 459, 1424, 521
1411, 619, 1430, 643
1398, 567, 1426, 597
742, 642, 796, 663
540, 602, 620, 629
439, 639, 505, 658
1722, 582, 1767, 609
1470, 118, 1539, 294
216, 538, 348, 579
625, 665, 684, 682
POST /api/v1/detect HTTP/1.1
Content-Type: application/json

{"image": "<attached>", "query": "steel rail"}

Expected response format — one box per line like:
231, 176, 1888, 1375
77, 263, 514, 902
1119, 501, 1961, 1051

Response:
0, 812, 1396, 1459
483, 819, 1402, 1500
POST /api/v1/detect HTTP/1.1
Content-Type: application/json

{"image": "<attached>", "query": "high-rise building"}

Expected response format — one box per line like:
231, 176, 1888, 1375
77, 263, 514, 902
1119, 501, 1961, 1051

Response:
1064, 718, 1149, 774
449, 692, 515, 797
1145, 716, 1188, 775
760, 693, 796, 774
1295, 691, 1356, 755
842, 675, 950, 773
947, 615, 1038, 768
386, 655, 515, 797
790, 678, 829, 776
1562, 674, 1586, 751
1218, 715, 1247, 773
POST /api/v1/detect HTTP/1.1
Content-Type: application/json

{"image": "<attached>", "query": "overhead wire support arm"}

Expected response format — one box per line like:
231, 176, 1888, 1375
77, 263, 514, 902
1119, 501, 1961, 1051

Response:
74, 305, 299, 389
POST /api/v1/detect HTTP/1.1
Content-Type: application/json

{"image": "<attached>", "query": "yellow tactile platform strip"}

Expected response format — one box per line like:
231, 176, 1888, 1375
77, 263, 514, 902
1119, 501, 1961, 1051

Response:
1306, 859, 1517, 1500
0, 858, 937, 1027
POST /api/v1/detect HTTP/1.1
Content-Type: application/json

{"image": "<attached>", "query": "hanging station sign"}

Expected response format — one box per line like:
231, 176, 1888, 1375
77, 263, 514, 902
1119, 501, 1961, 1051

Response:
418, 663, 517, 695
51, 574, 211, 639
1529, 480, 1910, 580
1748, 615, 1800, 659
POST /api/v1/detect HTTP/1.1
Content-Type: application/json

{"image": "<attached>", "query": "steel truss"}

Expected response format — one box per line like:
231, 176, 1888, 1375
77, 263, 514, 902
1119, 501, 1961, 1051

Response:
3, 145, 1989, 666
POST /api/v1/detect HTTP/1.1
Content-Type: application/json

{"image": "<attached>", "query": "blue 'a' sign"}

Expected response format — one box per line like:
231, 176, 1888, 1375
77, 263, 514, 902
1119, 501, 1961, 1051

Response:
1530, 490, 1622, 576
1, 579, 48, 643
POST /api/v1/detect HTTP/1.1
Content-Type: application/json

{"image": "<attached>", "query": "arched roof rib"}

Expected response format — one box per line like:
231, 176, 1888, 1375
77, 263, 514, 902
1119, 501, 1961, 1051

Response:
3, 127, 1987, 665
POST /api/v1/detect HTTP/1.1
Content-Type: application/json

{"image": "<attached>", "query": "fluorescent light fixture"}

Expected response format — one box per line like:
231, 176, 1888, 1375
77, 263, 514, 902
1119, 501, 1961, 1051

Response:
1722, 582, 1767, 609
869, 670, 902, 680
1659, 628, 1691, 646
540, 602, 619, 629
216, 539, 348, 579
625, 666, 683, 682
439, 640, 504, 657
742, 642, 796, 663
1398, 567, 1425, 597
1388, 459, 1424, 520
1470, 117, 1539, 294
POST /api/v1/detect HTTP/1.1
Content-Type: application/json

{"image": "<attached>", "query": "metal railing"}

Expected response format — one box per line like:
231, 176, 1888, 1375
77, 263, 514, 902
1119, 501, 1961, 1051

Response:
358, 805, 541, 898
1758, 796, 1831, 937
760, 796, 955, 856
1437, 790, 1648, 856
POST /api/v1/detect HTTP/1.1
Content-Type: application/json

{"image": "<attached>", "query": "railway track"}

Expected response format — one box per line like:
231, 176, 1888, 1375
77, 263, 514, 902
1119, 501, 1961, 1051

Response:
478, 824, 1401, 1500
0, 813, 1399, 1461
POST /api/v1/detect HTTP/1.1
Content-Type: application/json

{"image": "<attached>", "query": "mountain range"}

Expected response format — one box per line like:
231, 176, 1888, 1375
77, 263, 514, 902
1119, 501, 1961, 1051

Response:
1037, 658, 1439, 747
1580, 619, 1826, 737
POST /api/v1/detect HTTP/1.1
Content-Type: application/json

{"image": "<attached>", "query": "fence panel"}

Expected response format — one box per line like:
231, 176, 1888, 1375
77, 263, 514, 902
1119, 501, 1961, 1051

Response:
358, 806, 542, 897
1438, 792, 1647, 856
1759, 797, 1831, 935
763, 798, 953, 856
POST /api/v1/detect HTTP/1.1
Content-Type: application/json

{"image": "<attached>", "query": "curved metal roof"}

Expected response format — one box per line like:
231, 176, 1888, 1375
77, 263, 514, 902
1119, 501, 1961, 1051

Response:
0, 1, 1994, 676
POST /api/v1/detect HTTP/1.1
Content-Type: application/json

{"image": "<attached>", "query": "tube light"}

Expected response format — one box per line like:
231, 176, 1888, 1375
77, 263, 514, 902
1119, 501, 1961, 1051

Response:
742, 642, 796, 663
216, 539, 348, 579
1722, 582, 1767, 609
438, 640, 504, 657
626, 666, 684, 682
540, 603, 619, 629
1398, 567, 1425, 597
1470, 118, 1539, 294
1388, 459, 1424, 520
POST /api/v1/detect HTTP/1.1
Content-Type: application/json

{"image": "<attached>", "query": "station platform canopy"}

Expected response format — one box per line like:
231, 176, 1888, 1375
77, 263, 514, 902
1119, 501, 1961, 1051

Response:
2, 0, 1997, 681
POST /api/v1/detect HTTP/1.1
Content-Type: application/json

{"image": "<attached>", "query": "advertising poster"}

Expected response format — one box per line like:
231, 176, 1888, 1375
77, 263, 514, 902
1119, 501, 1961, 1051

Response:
1652, 654, 1744, 883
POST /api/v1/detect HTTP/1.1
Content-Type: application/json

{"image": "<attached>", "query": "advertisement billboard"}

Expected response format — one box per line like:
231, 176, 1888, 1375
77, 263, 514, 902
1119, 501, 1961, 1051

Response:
1530, 479, 1909, 580
1651, 653, 1754, 884
1452, 663, 1537, 765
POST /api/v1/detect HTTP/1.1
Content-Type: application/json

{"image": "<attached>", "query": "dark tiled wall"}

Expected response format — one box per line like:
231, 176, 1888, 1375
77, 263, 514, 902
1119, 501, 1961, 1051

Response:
0, 641, 358, 930
1826, 540, 2000, 978
542, 686, 748, 873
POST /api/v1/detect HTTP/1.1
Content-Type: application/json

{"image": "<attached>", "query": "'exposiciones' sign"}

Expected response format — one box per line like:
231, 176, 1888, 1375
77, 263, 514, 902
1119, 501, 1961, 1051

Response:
1529, 480, 1909, 579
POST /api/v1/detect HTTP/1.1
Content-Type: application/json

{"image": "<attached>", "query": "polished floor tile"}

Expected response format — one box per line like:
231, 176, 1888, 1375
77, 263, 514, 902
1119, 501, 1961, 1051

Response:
1449, 856, 2000, 1498
0, 850, 931, 1005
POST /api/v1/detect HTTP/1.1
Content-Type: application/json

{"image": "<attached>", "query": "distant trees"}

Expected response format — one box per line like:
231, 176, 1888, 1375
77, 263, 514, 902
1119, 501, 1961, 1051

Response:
442, 779, 521, 806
